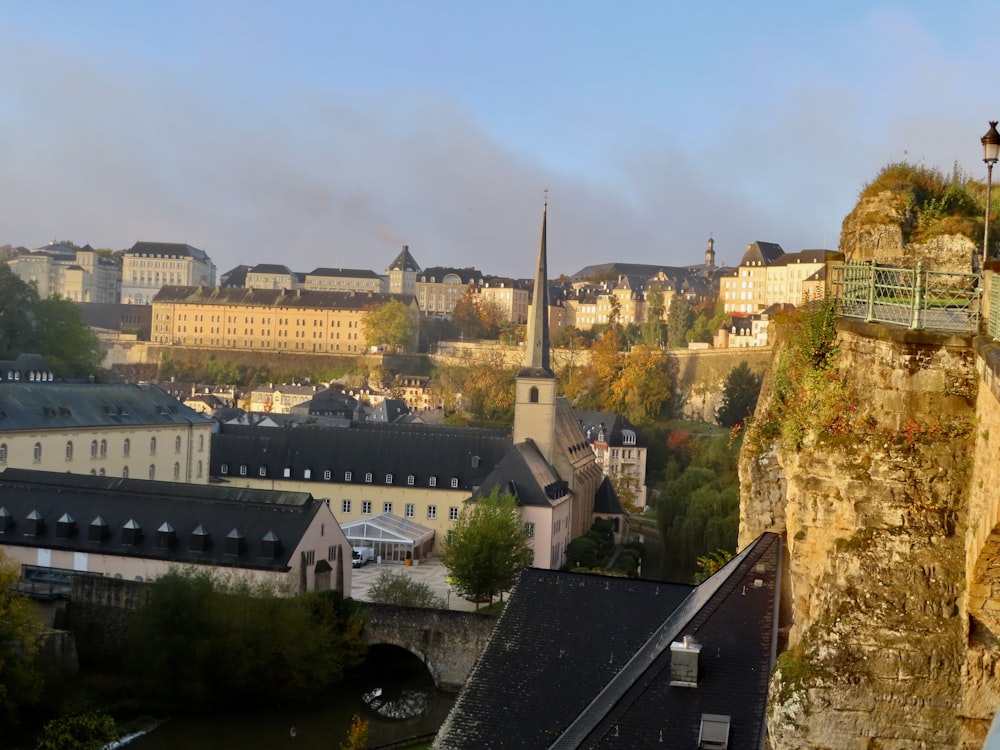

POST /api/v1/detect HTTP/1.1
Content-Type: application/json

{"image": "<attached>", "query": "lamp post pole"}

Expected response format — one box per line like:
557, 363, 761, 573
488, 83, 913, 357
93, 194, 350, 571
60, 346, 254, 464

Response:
982, 121, 1000, 266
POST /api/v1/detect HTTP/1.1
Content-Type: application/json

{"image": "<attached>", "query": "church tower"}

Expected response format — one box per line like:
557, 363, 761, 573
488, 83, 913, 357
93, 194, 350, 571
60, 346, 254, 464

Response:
512, 200, 558, 464
705, 235, 716, 268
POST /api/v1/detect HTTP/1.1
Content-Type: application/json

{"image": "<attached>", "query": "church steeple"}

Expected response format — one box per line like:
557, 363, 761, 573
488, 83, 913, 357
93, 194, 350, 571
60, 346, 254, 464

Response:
520, 199, 552, 377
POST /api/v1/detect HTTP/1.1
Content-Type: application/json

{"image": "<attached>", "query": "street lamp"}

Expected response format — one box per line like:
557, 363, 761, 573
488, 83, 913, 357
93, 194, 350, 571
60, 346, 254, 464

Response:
982, 120, 1000, 266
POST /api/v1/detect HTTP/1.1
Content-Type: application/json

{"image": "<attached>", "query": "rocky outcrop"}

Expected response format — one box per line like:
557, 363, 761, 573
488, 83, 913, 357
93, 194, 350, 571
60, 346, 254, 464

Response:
739, 320, 995, 748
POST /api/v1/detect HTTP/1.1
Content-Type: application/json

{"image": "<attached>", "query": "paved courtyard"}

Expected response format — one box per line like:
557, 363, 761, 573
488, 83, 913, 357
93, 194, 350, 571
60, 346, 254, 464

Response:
349, 557, 483, 612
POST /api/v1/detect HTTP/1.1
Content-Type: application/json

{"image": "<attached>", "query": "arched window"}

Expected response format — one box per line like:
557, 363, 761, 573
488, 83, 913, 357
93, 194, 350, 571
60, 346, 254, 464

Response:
197, 460, 203, 478
90, 440, 98, 458
33, 443, 42, 462
529, 386, 539, 403
123, 438, 130, 457
0, 444, 6, 464
149, 437, 157, 455
122, 465, 129, 478
100, 439, 107, 457
198, 434, 205, 452
98, 468, 105, 477
173, 462, 180, 480
66, 441, 74, 460
175, 436, 182, 454
149, 464, 155, 480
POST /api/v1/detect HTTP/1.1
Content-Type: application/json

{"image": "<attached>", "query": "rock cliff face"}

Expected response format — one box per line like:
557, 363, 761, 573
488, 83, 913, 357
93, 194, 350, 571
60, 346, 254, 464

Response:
739, 321, 994, 748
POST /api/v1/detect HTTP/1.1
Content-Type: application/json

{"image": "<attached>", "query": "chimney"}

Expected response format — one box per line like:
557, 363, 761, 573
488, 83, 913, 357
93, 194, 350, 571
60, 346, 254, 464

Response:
669, 635, 702, 687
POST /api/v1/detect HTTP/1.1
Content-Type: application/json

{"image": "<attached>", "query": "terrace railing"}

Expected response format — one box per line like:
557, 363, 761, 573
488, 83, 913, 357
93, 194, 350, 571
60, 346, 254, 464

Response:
830, 260, 981, 334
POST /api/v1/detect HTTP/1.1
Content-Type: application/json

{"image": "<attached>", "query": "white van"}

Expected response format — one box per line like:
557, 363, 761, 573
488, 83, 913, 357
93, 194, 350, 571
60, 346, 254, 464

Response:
352, 547, 375, 567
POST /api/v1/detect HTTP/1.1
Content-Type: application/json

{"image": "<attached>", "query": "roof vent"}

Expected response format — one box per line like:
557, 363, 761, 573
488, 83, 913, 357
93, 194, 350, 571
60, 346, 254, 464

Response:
25, 509, 44, 537
89, 515, 109, 543
698, 714, 730, 749
669, 635, 702, 687
225, 527, 244, 556
191, 524, 210, 552
156, 522, 176, 549
0, 506, 11, 533
56, 513, 77, 539
122, 518, 142, 546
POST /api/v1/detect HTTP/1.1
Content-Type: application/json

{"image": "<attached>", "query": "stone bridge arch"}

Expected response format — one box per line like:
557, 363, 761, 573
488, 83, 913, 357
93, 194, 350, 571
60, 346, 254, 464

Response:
361, 603, 496, 690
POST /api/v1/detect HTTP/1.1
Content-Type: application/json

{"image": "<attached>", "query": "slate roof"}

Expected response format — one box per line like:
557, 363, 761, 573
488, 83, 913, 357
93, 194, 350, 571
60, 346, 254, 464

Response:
211, 422, 511, 491
306, 267, 381, 279
127, 242, 209, 261
769, 249, 836, 266
152, 285, 408, 310
472, 442, 569, 507
417, 267, 483, 284
219, 265, 250, 287
434, 532, 782, 750
0, 469, 327, 571
0, 383, 211, 430
0, 354, 54, 383
572, 409, 647, 449
738, 241, 785, 267
387, 245, 421, 272
593, 476, 624, 515
248, 263, 293, 275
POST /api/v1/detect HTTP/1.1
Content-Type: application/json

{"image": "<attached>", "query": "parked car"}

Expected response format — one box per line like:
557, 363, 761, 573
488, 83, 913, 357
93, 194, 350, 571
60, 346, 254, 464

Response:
352, 547, 375, 567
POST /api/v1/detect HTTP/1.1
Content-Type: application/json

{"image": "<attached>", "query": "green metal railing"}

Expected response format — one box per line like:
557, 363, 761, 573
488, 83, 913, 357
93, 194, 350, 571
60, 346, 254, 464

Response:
830, 261, 981, 334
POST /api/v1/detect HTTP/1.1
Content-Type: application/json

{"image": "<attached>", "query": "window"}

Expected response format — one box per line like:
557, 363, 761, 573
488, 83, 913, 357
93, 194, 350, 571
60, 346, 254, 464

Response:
150, 437, 157, 455
239, 465, 247, 476
100, 439, 107, 457
175, 435, 182, 453
66, 441, 74, 460
365, 472, 372, 483
324, 470, 332, 480
283, 468, 291, 478
450, 477, 459, 488
122, 465, 129, 478
362, 501, 372, 515
383, 502, 393, 514
429, 476, 437, 487
449, 506, 459, 521
197, 460, 203, 478
405, 503, 415, 518
90, 440, 98, 458
33, 443, 41, 462
342, 500, 351, 514
524, 522, 535, 538
345, 471, 352, 482
221, 463, 229, 475
529, 386, 539, 403
148, 464, 155, 480
259, 467, 266, 477
303, 468, 311, 479
198, 434, 205, 451
0, 444, 5, 463
385, 474, 393, 484
123, 438, 130, 457
427, 506, 437, 520
407, 475, 415, 486
173, 462, 180, 480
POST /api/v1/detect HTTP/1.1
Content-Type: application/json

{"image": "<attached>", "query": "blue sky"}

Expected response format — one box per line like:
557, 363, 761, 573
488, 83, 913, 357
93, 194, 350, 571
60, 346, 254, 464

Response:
0, 1, 994, 277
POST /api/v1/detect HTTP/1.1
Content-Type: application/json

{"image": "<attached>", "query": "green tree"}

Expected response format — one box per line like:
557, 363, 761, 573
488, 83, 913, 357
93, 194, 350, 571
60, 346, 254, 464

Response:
442, 489, 531, 608
716, 361, 764, 427
0, 550, 44, 732
688, 300, 727, 344
641, 283, 665, 347
0, 264, 39, 359
367, 570, 446, 608
35, 712, 118, 750
666, 296, 695, 348
35, 296, 103, 378
362, 299, 415, 352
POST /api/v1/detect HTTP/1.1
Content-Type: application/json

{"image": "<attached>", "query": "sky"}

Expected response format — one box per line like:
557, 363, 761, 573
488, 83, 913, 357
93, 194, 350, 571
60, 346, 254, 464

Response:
0, 1, 995, 278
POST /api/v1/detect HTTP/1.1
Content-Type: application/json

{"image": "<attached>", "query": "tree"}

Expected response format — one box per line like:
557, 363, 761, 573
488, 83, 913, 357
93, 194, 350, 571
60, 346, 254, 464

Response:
666, 296, 695, 349
451, 285, 503, 340
362, 299, 414, 352
339, 714, 369, 750
367, 570, 446, 608
688, 300, 727, 344
716, 361, 764, 427
442, 489, 531, 608
0, 264, 39, 360
607, 344, 673, 423
35, 712, 118, 750
0, 550, 44, 731
641, 283, 665, 347
35, 297, 103, 378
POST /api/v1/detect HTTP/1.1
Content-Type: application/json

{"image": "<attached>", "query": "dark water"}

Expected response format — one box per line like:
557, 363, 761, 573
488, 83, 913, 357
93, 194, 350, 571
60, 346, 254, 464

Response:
128, 648, 454, 750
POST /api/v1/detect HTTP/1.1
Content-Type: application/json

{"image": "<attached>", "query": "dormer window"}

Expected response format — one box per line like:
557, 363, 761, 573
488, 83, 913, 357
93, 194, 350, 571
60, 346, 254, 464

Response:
56, 513, 76, 539
450, 477, 459, 488
365, 472, 372, 483
386, 474, 393, 484
429, 476, 437, 487
345, 471, 352, 482
407, 475, 415, 486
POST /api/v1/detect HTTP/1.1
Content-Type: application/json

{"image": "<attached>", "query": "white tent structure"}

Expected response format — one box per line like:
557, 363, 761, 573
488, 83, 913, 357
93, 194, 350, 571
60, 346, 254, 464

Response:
341, 512, 435, 563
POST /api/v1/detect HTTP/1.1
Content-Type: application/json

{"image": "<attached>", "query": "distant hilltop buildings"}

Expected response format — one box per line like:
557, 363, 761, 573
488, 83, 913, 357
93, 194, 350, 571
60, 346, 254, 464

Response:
4, 234, 842, 350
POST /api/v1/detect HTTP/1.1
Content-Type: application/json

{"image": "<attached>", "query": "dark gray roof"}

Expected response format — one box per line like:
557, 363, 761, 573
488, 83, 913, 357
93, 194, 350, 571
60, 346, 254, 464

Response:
573, 409, 647, 448
593, 476, 623, 515
387, 245, 421, 272
152, 285, 410, 310
248, 263, 293, 275
0, 383, 211, 430
472, 442, 568, 507
127, 242, 209, 262
435, 532, 782, 750
0, 469, 326, 571
368, 399, 409, 423
211, 422, 511, 491
219, 265, 250, 287
74, 303, 152, 338
417, 267, 483, 284
306, 267, 380, 279
738, 241, 785, 267
0, 354, 54, 382
769, 249, 837, 267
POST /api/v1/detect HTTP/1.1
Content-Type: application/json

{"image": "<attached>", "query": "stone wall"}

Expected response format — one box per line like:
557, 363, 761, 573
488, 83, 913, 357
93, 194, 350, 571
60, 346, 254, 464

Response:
740, 319, 991, 748
66, 576, 148, 670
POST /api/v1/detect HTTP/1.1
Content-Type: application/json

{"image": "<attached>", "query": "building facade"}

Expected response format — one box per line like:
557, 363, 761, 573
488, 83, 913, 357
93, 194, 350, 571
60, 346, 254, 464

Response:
121, 242, 216, 305
8, 243, 120, 303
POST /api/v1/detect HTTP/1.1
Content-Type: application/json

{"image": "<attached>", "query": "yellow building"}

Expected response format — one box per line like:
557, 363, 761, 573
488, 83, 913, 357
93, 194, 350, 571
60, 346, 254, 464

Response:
0, 383, 213, 484
151, 286, 418, 354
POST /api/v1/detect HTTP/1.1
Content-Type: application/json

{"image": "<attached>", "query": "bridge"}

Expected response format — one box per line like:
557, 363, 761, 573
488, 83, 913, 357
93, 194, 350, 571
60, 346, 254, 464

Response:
360, 603, 497, 690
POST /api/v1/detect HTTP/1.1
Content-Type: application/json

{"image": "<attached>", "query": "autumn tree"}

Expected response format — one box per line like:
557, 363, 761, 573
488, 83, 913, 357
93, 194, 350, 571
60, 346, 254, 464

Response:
0, 550, 44, 732
362, 299, 415, 352
451, 284, 504, 340
339, 714, 369, 750
442, 488, 531, 608
607, 344, 673, 423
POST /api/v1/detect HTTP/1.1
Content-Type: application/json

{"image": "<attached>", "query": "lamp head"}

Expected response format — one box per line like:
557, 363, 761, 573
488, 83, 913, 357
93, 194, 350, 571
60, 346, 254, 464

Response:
983, 121, 1000, 165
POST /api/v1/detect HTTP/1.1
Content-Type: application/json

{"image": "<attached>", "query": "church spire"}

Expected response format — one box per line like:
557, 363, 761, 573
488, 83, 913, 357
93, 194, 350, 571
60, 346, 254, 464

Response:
522, 197, 552, 375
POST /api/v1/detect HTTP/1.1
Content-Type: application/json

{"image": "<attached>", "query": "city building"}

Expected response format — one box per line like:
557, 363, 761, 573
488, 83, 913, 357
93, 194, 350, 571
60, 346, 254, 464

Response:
415, 267, 484, 318
574, 410, 648, 509
720, 243, 837, 315
7, 243, 120, 303
385, 245, 421, 297
303, 267, 382, 293
0, 382, 213, 483
0, 468, 351, 595
150, 286, 419, 354
479, 278, 530, 324
245, 264, 297, 290
121, 242, 216, 305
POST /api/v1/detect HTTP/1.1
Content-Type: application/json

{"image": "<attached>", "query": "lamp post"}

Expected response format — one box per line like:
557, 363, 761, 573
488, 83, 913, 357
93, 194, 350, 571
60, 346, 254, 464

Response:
982, 121, 1000, 266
